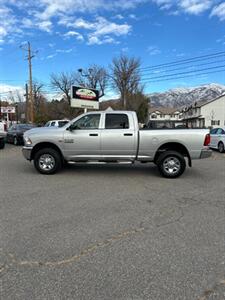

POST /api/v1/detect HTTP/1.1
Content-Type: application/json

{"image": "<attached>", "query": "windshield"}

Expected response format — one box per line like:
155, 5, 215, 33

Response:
17, 124, 35, 130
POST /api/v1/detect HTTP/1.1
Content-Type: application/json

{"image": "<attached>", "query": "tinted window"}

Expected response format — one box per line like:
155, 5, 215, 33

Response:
72, 114, 100, 130
8, 125, 16, 131
105, 114, 129, 129
17, 124, 34, 130
50, 122, 56, 127
210, 128, 217, 134
58, 121, 69, 128
217, 128, 224, 135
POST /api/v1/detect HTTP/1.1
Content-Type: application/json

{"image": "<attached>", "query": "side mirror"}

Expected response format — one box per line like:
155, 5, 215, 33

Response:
66, 125, 73, 131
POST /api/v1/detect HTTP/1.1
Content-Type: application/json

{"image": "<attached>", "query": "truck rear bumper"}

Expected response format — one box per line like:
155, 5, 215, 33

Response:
200, 148, 212, 159
22, 146, 33, 160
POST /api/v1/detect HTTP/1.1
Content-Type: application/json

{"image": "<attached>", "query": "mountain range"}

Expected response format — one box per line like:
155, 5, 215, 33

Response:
147, 83, 225, 108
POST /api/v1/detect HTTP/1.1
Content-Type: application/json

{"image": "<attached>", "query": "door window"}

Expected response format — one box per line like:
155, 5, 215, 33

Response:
105, 114, 129, 129
217, 128, 224, 135
210, 128, 217, 134
71, 114, 100, 130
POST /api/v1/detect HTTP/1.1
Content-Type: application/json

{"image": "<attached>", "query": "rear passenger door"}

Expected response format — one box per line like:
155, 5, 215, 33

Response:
101, 113, 137, 160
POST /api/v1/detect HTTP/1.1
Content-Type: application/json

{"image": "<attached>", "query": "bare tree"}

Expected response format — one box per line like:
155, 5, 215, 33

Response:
33, 82, 45, 114
50, 72, 76, 104
75, 64, 108, 98
111, 55, 141, 108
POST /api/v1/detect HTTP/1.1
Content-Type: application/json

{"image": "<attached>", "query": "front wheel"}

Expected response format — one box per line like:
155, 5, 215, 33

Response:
157, 151, 186, 178
218, 142, 224, 153
34, 148, 62, 174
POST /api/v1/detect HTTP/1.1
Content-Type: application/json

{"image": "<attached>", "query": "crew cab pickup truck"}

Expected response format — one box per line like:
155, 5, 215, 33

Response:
22, 111, 212, 178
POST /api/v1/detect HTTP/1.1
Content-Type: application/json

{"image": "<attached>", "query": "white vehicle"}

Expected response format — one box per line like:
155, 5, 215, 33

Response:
44, 120, 69, 128
0, 120, 7, 149
210, 127, 225, 153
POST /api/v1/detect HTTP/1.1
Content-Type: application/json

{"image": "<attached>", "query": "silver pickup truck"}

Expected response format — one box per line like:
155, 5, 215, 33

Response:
22, 110, 212, 178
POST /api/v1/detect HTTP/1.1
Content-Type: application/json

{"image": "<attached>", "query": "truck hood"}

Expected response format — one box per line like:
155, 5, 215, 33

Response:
24, 127, 65, 137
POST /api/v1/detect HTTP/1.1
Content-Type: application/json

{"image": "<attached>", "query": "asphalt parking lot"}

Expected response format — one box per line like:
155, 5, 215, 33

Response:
1, 144, 225, 300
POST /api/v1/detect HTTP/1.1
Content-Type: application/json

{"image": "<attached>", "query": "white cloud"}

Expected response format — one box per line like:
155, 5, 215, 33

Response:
210, 3, 225, 21
152, 0, 215, 15
64, 30, 84, 41
69, 16, 131, 45
92, 17, 131, 37
0, 84, 25, 101
147, 46, 161, 55
38, 21, 52, 32
56, 48, 73, 53
179, 0, 213, 15
114, 14, 124, 20
72, 18, 95, 30
46, 53, 57, 59
129, 14, 138, 20
88, 35, 118, 45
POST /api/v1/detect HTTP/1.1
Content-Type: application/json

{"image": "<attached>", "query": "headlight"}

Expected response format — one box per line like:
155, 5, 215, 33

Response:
24, 136, 32, 145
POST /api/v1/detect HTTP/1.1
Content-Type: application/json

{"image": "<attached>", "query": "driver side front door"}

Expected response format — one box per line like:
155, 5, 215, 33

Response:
63, 113, 101, 161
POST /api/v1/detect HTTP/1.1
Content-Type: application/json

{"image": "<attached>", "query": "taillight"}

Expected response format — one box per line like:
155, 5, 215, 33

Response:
204, 133, 210, 146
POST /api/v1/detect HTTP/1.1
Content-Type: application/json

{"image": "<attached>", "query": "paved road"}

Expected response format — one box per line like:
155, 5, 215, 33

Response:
1, 145, 225, 300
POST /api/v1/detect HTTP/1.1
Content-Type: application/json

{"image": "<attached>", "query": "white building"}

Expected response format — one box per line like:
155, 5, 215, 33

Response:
148, 107, 183, 128
182, 94, 225, 128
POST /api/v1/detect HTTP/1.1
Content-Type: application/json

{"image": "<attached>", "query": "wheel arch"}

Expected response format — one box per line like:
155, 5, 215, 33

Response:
154, 142, 191, 167
31, 142, 64, 161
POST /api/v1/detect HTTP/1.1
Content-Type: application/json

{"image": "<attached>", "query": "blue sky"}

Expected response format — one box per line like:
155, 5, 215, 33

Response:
0, 0, 225, 100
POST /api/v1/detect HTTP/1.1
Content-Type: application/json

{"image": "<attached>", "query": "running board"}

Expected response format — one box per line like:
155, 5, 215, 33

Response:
67, 161, 134, 165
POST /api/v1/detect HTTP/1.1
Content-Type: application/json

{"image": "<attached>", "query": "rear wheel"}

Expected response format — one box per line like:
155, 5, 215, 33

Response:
157, 151, 186, 178
218, 142, 224, 153
34, 148, 62, 174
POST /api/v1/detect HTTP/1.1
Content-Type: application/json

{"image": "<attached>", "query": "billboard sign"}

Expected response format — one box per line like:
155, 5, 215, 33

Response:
1, 106, 16, 114
71, 86, 99, 109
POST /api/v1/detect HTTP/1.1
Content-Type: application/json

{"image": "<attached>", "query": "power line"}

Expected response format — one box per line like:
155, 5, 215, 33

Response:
140, 59, 225, 77
141, 64, 225, 81
140, 51, 225, 71
140, 68, 225, 83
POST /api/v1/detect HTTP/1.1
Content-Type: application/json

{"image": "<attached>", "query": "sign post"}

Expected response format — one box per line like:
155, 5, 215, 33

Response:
70, 86, 99, 112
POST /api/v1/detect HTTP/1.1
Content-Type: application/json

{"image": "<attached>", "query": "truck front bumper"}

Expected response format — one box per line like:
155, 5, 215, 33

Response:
200, 148, 212, 159
22, 146, 33, 160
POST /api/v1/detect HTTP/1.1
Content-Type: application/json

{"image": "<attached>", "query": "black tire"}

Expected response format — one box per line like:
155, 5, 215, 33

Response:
218, 142, 225, 153
34, 148, 62, 174
156, 151, 186, 178
0, 138, 5, 149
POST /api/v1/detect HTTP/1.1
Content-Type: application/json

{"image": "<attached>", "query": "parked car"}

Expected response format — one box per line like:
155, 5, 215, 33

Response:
210, 127, 225, 153
22, 110, 211, 178
44, 120, 69, 128
0, 121, 7, 149
7, 124, 36, 145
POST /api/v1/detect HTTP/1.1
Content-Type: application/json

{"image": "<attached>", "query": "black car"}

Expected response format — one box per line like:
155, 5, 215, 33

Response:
6, 124, 36, 145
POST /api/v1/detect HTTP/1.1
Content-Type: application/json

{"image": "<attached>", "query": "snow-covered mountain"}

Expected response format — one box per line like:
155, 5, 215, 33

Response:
148, 83, 225, 108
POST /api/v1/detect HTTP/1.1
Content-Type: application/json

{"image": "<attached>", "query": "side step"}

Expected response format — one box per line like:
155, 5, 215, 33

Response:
67, 161, 134, 165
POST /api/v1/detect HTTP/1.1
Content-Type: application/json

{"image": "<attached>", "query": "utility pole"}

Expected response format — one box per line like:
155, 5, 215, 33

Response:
24, 84, 28, 122
20, 42, 37, 123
